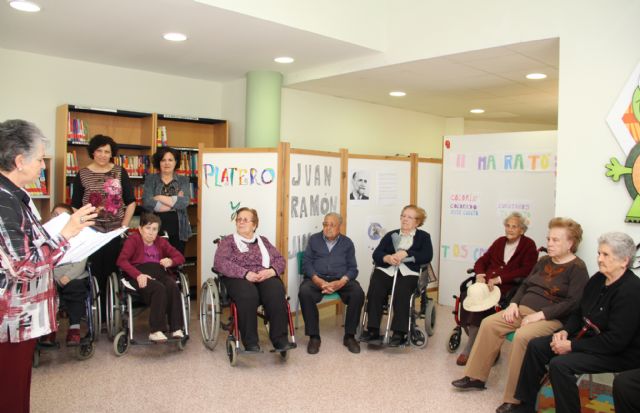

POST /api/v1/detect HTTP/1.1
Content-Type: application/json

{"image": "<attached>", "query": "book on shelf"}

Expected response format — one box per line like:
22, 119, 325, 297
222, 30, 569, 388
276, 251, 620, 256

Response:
66, 151, 79, 176
156, 126, 167, 147
176, 151, 198, 177
134, 185, 144, 205
67, 114, 88, 144
24, 169, 49, 197
112, 155, 150, 178
189, 182, 198, 204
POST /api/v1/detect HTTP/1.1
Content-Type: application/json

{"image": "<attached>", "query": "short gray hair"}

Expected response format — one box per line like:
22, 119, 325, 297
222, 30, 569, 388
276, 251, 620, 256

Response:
324, 212, 343, 225
504, 211, 528, 232
598, 232, 636, 269
0, 119, 46, 172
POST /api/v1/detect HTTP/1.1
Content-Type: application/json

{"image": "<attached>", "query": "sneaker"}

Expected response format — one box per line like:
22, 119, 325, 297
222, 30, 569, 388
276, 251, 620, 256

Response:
66, 328, 81, 346
172, 330, 184, 339
149, 331, 168, 342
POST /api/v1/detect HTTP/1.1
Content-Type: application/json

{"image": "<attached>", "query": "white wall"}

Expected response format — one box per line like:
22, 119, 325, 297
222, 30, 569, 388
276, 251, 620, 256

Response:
221, 78, 247, 148
464, 120, 557, 135
281, 88, 446, 157
0, 48, 223, 154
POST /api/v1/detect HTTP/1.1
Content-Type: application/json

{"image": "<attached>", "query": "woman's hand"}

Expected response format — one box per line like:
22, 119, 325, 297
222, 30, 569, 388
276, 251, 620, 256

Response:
487, 276, 500, 291
552, 329, 568, 343
502, 303, 520, 324
137, 274, 152, 288
159, 258, 173, 268
384, 254, 401, 266
60, 204, 97, 241
256, 268, 276, 282
521, 311, 545, 327
245, 271, 261, 283
475, 273, 486, 283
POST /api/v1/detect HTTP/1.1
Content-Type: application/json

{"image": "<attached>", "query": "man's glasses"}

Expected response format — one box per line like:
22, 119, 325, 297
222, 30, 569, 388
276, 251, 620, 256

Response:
235, 217, 253, 223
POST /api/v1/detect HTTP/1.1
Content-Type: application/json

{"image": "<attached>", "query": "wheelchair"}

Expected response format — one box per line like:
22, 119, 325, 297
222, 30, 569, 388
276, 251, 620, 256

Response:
200, 269, 297, 367
106, 267, 190, 356
33, 268, 101, 367
357, 263, 437, 349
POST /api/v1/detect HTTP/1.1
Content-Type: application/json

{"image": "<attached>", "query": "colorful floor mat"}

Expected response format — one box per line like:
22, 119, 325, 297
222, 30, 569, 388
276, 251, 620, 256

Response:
537, 379, 615, 413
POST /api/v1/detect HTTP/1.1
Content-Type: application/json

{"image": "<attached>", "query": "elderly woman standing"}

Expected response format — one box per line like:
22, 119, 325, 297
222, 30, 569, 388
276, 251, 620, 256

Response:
511, 232, 640, 413
214, 207, 293, 352
0, 120, 96, 413
360, 204, 433, 347
452, 217, 589, 413
457, 212, 538, 365
142, 147, 192, 254
72, 134, 136, 318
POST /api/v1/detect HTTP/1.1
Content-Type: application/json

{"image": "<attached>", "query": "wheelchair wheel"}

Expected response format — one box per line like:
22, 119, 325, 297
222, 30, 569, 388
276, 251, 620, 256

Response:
447, 327, 462, 353
200, 278, 221, 350
113, 331, 129, 356
424, 299, 436, 337
106, 273, 121, 340
226, 336, 238, 366
410, 326, 427, 348
178, 271, 191, 332
90, 276, 101, 342
76, 341, 95, 360
177, 337, 187, 351
32, 348, 40, 368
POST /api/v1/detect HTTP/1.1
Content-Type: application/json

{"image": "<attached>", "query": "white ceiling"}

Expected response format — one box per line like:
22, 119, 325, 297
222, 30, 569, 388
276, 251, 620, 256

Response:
0, 0, 558, 125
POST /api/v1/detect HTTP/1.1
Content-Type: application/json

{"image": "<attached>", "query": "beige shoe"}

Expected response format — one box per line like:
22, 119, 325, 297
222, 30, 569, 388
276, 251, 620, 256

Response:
172, 330, 184, 339
149, 331, 168, 342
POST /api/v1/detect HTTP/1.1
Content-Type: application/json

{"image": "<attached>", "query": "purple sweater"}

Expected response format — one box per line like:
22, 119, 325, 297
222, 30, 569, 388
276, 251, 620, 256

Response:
117, 232, 185, 279
213, 234, 286, 279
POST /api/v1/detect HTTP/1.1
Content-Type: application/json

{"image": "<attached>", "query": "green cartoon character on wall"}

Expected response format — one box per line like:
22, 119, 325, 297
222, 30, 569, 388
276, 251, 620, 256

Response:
605, 63, 640, 222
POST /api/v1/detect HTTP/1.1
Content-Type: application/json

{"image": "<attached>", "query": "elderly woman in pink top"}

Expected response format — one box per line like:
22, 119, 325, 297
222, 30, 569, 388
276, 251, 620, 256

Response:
214, 207, 292, 353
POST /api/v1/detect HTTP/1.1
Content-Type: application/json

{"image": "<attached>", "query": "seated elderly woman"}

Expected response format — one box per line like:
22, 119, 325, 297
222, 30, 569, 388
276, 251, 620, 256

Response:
213, 207, 293, 352
457, 212, 538, 365
359, 204, 433, 347
510, 232, 640, 413
116, 212, 185, 342
452, 217, 589, 413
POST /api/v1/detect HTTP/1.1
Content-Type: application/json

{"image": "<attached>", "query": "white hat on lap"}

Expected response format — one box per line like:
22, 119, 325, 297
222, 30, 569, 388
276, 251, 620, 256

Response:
462, 282, 501, 312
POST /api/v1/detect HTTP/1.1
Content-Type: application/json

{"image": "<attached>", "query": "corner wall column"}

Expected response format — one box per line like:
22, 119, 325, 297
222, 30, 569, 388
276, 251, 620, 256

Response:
245, 70, 282, 148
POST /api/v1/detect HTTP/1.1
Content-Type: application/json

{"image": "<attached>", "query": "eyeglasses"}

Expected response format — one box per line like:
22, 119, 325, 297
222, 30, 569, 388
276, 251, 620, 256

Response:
322, 222, 340, 228
400, 214, 417, 220
235, 217, 253, 223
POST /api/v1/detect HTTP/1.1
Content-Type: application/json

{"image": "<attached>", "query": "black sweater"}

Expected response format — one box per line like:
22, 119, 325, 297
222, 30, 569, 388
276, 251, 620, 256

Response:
372, 229, 433, 273
566, 269, 640, 360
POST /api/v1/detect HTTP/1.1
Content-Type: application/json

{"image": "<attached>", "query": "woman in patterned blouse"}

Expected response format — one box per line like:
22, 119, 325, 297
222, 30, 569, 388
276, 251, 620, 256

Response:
0, 119, 96, 413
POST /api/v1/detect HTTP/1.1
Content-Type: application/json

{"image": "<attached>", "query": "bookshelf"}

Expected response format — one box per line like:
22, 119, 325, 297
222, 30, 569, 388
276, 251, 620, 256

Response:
155, 113, 228, 290
30, 157, 52, 221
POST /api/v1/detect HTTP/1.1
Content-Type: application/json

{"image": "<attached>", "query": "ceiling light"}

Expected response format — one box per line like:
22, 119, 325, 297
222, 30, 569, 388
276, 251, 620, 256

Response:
274, 56, 294, 64
470, 108, 485, 114
8, 0, 40, 12
389, 91, 406, 97
163, 32, 187, 42
526, 73, 547, 80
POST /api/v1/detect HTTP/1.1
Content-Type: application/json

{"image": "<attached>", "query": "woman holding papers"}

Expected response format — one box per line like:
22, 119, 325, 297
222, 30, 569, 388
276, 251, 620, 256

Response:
359, 205, 433, 347
142, 146, 192, 254
72, 134, 136, 320
0, 119, 96, 413
117, 213, 185, 342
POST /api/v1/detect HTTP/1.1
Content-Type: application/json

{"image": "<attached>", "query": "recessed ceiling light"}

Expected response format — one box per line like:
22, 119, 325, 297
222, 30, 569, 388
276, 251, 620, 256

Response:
274, 56, 294, 64
470, 108, 485, 114
526, 73, 547, 80
8, 0, 40, 12
163, 32, 187, 42
389, 91, 406, 97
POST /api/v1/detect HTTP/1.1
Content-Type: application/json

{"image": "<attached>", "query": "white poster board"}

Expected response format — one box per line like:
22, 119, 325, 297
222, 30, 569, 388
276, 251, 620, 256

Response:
417, 160, 442, 284
439, 131, 557, 306
346, 157, 412, 292
286, 152, 342, 309
199, 150, 279, 285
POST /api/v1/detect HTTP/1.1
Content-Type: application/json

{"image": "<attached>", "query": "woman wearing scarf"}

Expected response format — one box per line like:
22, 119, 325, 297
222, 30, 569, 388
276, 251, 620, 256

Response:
213, 207, 292, 352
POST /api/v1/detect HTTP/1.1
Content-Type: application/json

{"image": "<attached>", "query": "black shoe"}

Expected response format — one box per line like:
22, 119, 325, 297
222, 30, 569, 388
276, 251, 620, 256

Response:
244, 343, 261, 353
307, 337, 321, 354
388, 333, 407, 347
451, 376, 486, 390
273, 340, 295, 352
496, 403, 520, 413
343, 336, 360, 354
359, 330, 381, 343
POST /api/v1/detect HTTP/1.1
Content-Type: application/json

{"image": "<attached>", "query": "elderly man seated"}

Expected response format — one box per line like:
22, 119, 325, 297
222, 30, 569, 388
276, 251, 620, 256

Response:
298, 212, 364, 354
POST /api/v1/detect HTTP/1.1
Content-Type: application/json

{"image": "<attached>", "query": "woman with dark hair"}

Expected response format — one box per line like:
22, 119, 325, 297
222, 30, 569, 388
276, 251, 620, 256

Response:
142, 147, 192, 254
213, 207, 293, 352
117, 213, 185, 341
0, 119, 96, 412
360, 204, 434, 347
72, 134, 136, 319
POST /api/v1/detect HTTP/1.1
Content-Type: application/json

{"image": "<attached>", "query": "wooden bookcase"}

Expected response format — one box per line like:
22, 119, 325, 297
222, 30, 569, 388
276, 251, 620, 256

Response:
155, 113, 228, 290
31, 157, 52, 221
55, 104, 228, 290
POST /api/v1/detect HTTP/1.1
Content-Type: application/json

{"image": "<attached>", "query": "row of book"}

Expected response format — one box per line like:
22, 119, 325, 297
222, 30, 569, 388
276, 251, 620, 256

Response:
112, 155, 151, 178
25, 169, 48, 197
177, 152, 198, 177
67, 115, 89, 143
64, 183, 198, 206
157, 126, 168, 147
